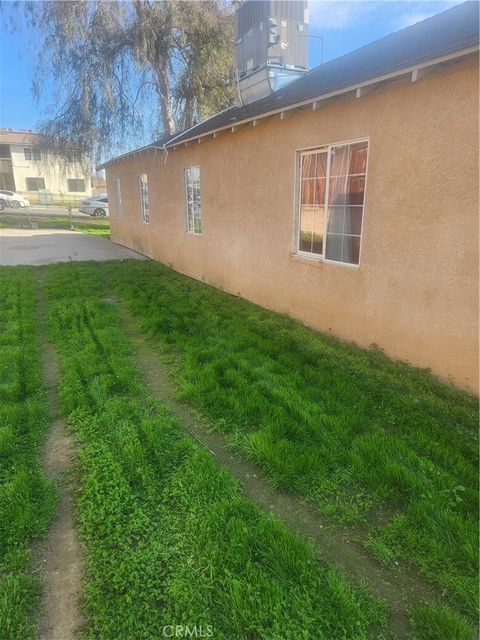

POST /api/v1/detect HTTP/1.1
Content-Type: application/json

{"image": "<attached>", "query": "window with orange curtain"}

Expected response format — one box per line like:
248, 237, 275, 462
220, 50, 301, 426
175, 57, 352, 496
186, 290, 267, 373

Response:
297, 140, 368, 265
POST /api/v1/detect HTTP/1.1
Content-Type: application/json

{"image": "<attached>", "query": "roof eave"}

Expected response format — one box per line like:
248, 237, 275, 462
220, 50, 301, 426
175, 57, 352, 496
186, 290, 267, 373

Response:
96, 143, 166, 171
166, 44, 479, 147
98, 43, 478, 170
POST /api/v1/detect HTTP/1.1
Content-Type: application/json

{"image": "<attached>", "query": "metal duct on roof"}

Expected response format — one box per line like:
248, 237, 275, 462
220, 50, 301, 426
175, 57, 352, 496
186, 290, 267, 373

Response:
235, 0, 309, 105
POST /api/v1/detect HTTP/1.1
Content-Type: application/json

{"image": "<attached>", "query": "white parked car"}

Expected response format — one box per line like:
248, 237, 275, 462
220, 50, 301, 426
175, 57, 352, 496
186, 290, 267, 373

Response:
0, 190, 30, 211
79, 195, 109, 217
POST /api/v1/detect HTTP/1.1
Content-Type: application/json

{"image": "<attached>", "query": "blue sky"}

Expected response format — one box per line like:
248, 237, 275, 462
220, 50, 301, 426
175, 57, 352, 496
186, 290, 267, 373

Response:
0, 1, 463, 134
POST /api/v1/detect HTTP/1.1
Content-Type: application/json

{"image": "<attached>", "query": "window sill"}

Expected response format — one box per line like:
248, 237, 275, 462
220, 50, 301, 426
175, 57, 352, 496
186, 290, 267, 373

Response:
289, 252, 360, 269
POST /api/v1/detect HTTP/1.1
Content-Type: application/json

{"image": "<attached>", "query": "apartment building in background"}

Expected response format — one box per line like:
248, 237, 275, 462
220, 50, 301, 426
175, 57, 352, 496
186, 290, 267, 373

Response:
0, 129, 92, 200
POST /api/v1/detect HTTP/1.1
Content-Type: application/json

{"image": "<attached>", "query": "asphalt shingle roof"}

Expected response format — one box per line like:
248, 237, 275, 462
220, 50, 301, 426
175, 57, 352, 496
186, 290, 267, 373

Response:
159, 1, 478, 148
99, 1, 478, 168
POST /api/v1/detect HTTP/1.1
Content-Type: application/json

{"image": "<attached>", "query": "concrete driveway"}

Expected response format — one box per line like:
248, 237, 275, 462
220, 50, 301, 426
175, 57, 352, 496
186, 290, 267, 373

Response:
0, 228, 146, 266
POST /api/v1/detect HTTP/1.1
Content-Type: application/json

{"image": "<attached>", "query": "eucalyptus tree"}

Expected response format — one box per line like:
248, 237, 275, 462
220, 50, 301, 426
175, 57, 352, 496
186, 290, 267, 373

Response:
17, 0, 236, 161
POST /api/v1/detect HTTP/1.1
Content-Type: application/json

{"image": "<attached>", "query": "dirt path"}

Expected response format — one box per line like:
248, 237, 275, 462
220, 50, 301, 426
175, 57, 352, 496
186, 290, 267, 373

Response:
35, 281, 84, 640
116, 300, 441, 640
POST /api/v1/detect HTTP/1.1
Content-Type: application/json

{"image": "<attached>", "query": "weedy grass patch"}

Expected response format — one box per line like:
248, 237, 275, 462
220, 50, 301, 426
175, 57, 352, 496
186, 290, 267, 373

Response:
100, 259, 478, 629
51, 218, 110, 238
43, 262, 386, 639
0, 215, 110, 237
0, 267, 56, 639
409, 604, 472, 640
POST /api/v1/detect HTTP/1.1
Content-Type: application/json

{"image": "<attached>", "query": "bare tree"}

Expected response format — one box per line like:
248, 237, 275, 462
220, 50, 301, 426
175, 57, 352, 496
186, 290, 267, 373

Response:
14, 0, 236, 162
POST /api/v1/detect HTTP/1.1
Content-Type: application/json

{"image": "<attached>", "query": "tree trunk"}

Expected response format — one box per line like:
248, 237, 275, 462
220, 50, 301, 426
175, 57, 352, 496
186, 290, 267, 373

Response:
156, 64, 175, 136
183, 95, 195, 130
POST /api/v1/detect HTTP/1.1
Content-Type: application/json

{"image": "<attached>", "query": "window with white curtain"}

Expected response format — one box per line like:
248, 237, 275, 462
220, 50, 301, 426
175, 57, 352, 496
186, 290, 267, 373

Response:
139, 174, 149, 223
184, 166, 201, 234
114, 177, 122, 216
297, 140, 368, 265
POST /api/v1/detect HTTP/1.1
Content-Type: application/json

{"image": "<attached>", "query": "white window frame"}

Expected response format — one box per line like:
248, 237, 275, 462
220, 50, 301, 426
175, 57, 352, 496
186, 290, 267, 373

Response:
139, 174, 149, 224
294, 138, 369, 267
114, 177, 122, 216
184, 166, 202, 235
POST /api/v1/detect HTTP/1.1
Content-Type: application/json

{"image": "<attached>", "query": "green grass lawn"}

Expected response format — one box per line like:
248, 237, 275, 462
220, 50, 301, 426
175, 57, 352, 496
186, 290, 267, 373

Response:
0, 215, 110, 238
42, 262, 385, 639
0, 260, 477, 639
45, 218, 110, 237
100, 259, 478, 632
0, 268, 56, 639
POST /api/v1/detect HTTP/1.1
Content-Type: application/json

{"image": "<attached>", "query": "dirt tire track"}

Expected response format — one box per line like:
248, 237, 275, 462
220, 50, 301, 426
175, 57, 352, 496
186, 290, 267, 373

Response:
35, 276, 84, 640
114, 298, 445, 640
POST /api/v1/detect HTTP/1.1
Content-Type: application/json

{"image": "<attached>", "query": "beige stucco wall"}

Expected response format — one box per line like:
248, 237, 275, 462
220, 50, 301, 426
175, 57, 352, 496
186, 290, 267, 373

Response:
10, 145, 92, 197
106, 57, 479, 392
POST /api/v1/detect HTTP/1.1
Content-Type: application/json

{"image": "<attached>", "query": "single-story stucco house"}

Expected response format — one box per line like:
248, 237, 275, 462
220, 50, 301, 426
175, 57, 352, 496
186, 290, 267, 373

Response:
100, 1, 479, 392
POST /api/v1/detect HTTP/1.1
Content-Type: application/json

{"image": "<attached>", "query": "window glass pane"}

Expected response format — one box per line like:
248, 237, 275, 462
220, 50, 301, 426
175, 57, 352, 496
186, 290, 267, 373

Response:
315, 152, 327, 178
342, 235, 361, 264
327, 206, 344, 233
185, 167, 201, 233
301, 179, 315, 205
26, 177, 45, 191
325, 233, 361, 264
114, 178, 122, 216
301, 154, 316, 179
344, 207, 363, 235
330, 145, 350, 177
329, 175, 349, 205
316, 177, 326, 205
299, 205, 323, 255
140, 174, 149, 223
312, 206, 324, 255
299, 204, 313, 252
325, 233, 342, 261
67, 179, 84, 192
301, 153, 326, 204
346, 175, 365, 205
329, 175, 365, 206
349, 142, 368, 174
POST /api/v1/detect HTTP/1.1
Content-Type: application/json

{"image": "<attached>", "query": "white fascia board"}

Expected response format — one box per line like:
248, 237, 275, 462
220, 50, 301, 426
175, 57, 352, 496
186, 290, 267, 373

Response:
96, 144, 165, 171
